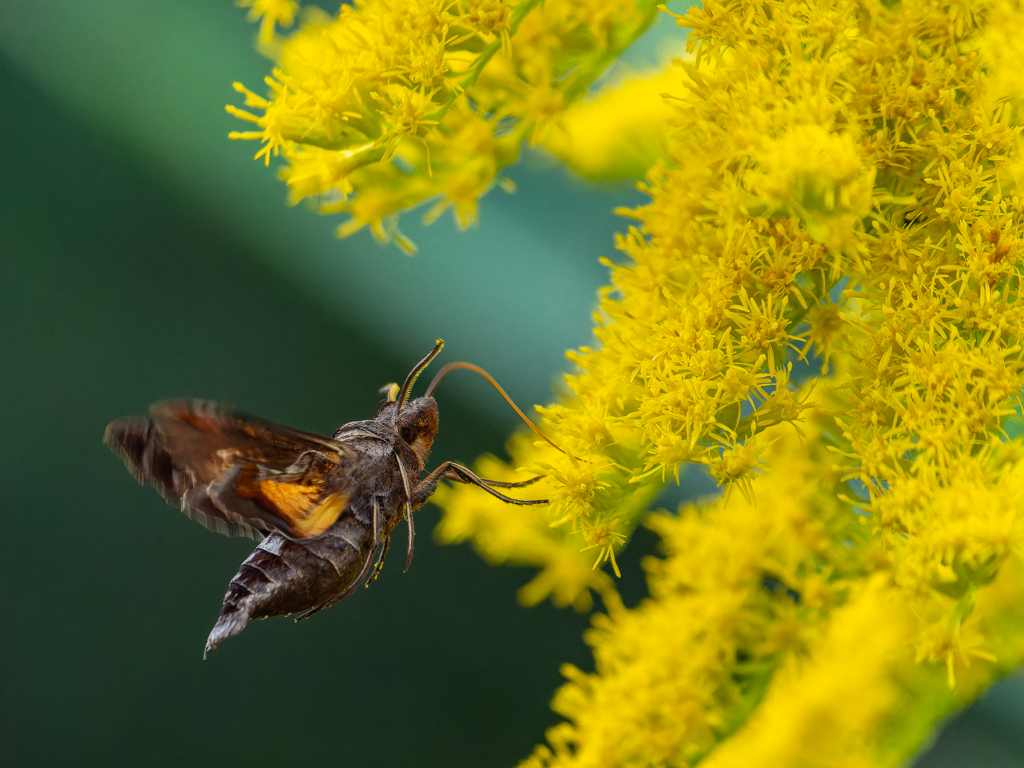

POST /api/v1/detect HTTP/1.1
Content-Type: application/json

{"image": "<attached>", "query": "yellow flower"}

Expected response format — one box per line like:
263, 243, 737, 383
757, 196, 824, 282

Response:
231, 0, 1024, 766
541, 62, 684, 180
237, 0, 299, 45
228, 0, 662, 248
430, 0, 1024, 764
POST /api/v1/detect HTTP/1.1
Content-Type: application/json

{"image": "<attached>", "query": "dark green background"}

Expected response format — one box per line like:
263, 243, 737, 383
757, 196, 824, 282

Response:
1, 1, 1022, 766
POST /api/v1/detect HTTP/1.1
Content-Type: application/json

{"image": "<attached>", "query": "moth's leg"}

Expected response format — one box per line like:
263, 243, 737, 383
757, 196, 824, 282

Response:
475, 475, 543, 489
412, 464, 454, 505
404, 503, 415, 572
445, 464, 548, 505
293, 592, 336, 622
424, 467, 541, 490
414, 462, 548, 507
369, 535, 390, 583
413, 464, 531, 503
337, 497, 382, 600
393, 453, 416, 571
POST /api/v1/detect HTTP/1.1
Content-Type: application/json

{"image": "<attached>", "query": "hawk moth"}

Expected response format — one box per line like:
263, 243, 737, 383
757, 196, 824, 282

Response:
104, 341, 547, 656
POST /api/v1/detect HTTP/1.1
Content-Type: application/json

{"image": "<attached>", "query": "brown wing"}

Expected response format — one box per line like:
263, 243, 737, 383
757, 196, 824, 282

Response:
104, 400, 354, 540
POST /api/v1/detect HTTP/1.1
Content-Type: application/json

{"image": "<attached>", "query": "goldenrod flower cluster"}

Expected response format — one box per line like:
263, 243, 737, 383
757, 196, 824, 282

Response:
233, 0, 1024, 765
229, 0, 660, 251
438, 0, 1024, 764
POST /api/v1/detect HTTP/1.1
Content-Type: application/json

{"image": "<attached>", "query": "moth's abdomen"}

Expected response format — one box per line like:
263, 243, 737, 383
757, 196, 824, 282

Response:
204, 518, 371, 656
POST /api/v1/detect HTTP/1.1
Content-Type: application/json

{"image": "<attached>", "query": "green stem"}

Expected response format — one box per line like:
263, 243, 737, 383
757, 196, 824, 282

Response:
429, 0, 662, 124
560, 0, 663, 104
424, 0, 544, 124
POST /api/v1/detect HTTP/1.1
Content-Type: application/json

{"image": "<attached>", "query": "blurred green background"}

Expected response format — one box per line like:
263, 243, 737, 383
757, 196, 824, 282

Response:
0, 1, 1022, 766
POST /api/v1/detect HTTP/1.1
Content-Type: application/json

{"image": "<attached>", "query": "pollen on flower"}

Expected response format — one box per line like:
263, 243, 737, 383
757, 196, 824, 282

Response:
435, 0, 1024, 765
230, 0, 1024, 765
581, 520, 626, 577
227, 0, 662, 248
707, 440, 764, 503
464, 0, 512, 35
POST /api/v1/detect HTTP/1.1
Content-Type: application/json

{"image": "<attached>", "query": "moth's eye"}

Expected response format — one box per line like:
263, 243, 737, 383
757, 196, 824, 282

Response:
400, 426, 416, 443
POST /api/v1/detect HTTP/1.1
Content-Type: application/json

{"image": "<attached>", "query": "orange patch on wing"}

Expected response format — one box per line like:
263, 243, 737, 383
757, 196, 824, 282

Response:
258, 479, 320, 517
295, 491, 348, 538
260, 480, 348, 537
235, 465, 348, 537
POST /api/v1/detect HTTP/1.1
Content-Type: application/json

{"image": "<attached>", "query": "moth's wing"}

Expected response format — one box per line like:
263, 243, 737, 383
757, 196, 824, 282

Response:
104, 399, 356, 540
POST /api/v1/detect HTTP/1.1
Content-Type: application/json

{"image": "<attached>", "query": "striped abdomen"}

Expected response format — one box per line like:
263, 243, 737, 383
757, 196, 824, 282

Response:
204, 516, 371, 656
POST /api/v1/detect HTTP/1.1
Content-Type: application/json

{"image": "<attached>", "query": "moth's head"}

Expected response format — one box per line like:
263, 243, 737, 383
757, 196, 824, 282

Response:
374, 340, 445, 466
395, 396, 439, 466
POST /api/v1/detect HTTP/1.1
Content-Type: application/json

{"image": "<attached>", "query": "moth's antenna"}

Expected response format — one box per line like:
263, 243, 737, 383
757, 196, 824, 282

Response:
425, 361, 569, 457
397, 339, 444, 412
